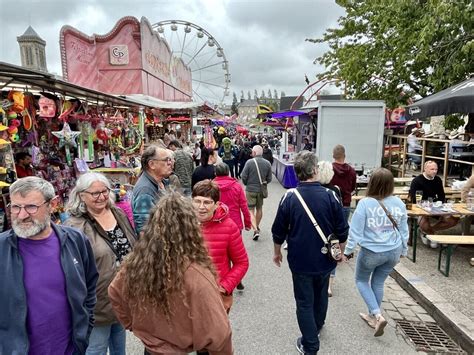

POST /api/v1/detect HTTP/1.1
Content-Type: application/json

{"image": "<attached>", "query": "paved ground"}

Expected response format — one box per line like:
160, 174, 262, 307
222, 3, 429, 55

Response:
125, 178, 434, 354
400, 231, 474, 322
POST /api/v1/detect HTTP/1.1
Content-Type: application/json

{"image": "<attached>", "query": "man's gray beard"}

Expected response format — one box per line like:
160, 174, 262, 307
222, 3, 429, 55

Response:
13, 216, 51, 239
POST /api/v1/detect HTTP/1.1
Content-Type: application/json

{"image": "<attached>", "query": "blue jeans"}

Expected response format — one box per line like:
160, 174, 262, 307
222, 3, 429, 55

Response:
342, 206, 351, 222
86, 323, 126, 355
292, 271, 331, 354
223, 160, 234, 177
355, 246, 402, 315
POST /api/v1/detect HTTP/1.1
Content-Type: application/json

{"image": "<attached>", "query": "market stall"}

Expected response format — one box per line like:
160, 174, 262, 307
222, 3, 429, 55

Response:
0, 61, 152, 228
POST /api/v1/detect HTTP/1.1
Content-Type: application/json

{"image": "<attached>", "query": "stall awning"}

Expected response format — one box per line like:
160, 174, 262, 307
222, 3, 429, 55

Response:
269, 110, 306, 118
0, 61, 146, 108
406, 77, 474, 119
117, 94, 219, 113
166, 116, 191, 123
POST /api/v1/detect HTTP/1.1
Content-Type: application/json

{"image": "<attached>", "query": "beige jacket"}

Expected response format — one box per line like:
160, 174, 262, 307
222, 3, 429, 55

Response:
108, 263, 233, 355
65, 206, 137, 325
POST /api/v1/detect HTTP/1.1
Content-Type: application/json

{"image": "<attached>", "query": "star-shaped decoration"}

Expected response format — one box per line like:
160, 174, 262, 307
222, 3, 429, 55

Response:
52, 122, 81, 148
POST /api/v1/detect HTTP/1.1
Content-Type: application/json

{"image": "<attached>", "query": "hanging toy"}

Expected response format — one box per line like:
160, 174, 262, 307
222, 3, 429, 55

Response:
52, 122, 81, 166
117, 126, 142, 155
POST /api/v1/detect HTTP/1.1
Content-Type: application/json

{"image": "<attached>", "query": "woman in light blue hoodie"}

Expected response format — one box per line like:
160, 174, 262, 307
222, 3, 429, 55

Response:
344, 168, 409, 337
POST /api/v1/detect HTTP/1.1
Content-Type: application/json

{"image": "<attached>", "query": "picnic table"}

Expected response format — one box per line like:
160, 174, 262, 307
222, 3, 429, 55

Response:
406, 203, 474, 263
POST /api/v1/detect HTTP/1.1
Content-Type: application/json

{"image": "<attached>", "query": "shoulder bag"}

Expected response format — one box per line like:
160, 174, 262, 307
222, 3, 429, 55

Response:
376, 200, 399, 232
293, 189, 342, 261
253, 159, 268, 198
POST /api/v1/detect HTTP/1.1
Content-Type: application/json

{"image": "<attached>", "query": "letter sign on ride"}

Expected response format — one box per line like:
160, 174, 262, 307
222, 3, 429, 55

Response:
110, 45, 129, 65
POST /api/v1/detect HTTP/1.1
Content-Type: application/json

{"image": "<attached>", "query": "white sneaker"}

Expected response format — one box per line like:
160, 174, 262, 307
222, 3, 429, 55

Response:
283, 241, 288, 250
430, 241, 438, 249
420, 232, 429, 245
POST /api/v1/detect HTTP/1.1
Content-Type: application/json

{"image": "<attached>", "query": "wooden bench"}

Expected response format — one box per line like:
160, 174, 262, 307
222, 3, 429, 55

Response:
426, 235, 474, 277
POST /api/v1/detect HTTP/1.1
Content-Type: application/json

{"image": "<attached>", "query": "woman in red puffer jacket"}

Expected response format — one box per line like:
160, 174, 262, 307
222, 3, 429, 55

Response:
192, 180, 249, 312
213, 163, 252, 232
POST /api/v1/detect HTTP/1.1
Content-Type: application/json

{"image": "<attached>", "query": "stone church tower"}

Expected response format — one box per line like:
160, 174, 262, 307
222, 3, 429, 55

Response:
17, 26, 47, 72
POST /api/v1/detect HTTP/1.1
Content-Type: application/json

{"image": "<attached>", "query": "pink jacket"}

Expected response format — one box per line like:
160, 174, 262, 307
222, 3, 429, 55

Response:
201, 203, 249, 294
115, 200, 135, 228
213, 176, 252, 231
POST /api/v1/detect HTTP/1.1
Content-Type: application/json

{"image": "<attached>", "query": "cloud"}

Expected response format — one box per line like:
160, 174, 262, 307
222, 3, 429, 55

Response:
0, 0, 344, 103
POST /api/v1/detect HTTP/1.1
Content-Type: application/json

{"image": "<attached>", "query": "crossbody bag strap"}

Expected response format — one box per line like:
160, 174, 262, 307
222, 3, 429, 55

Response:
293, 189, 329, 244
253, 158, 263, 185
376, 200, 399, 232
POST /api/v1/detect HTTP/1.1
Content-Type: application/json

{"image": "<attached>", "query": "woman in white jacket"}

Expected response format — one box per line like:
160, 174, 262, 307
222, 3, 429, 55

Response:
344, 168, 409, 337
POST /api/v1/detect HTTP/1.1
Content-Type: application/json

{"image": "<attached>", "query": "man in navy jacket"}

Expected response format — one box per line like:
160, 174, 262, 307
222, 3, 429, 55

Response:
0, 177, 98, 355
272, 151, 348, 355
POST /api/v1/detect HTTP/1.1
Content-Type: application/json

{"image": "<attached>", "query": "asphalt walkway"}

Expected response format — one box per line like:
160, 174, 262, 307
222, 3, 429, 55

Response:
126, 178, 420, 354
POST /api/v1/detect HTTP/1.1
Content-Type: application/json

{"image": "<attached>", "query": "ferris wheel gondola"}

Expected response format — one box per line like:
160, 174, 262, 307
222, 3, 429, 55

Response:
152, 20, 230, 106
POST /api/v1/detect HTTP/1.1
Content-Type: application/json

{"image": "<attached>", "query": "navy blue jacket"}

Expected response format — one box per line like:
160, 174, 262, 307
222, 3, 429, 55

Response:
0, 224, 99, 355
272, 182, 349, 275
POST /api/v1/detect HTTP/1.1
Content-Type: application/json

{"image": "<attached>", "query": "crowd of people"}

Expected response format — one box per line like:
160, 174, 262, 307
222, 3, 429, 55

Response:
0, 132, 412, 355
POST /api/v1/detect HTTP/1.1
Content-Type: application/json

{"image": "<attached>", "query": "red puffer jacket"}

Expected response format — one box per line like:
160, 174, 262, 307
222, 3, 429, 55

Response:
201, 202, 249, 294
214, 176, 252, 231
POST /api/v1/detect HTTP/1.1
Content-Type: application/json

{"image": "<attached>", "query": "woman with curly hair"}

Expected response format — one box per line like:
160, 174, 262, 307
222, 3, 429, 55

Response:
108, 192, 233, 355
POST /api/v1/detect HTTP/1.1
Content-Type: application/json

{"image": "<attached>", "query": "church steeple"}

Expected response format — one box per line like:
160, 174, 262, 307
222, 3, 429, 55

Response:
17, 26, 48, 72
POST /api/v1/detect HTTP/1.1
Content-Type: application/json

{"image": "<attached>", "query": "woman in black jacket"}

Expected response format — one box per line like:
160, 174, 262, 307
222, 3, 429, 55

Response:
191, 147, 217, 188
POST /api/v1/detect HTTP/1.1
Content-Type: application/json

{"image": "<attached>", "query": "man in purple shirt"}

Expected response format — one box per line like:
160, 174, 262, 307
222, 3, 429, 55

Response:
0, 177, 98, 354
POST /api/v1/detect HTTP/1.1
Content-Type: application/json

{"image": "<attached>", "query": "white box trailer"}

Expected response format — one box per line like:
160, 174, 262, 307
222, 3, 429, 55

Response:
306, 100, 386, 172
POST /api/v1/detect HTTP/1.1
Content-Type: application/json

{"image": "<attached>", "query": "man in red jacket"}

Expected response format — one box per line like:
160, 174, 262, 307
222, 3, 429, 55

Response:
330, 145, 356, 222
192, 180, 249, 312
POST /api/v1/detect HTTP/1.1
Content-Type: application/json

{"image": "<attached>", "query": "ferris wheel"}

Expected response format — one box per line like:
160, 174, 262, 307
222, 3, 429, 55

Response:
152, 20, 230, 105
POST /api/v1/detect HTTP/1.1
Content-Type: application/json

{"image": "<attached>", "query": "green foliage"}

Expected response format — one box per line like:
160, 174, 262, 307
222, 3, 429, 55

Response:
443, 114, 465, 131
231, 92, 238, 115
308, 0, 474, 108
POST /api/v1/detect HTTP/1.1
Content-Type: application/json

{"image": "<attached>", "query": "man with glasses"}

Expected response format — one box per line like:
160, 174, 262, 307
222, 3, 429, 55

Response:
0, 177, 98, 354
409, 160, 459, 248
132, 146, 174, 233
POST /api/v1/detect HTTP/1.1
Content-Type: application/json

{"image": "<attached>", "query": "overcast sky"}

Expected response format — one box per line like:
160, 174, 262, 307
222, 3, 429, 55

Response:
0, 0, 345, 104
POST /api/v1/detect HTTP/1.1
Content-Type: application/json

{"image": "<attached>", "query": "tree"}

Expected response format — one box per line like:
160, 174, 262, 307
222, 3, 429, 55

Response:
274, 89, 278, 99
247, 91, 251, 100
231, 92, 238, 115
254, 89, 258, 100
280, 91, 286, 98
307, 0, 473, 108
261, 90, 265, 99
268, 89, 272, 98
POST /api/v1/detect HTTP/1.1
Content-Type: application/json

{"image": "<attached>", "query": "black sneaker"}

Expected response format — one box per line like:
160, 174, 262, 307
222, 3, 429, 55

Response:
252, 230, 260, 241
236, 282, 245, 290
296, 337, 305, 354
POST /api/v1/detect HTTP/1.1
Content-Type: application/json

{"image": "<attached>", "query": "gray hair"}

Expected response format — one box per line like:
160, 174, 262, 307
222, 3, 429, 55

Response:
252, 145, 263, 156
10, 177, 55, 200
215, 162, 230, 177
294, 151, 318, 182
316, 161, 334, 184
141, 145, 159, 173
66, 172, 113, 217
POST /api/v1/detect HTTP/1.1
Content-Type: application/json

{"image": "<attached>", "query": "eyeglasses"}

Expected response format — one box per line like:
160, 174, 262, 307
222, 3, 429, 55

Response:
192, 198, 215, 207
82, 188, 110, 199
8, 200, 49, 215
152, 157, 173, 163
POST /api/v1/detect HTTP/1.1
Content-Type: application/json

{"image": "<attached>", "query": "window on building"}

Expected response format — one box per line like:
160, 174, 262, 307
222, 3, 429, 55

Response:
26, 47, 33, 66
